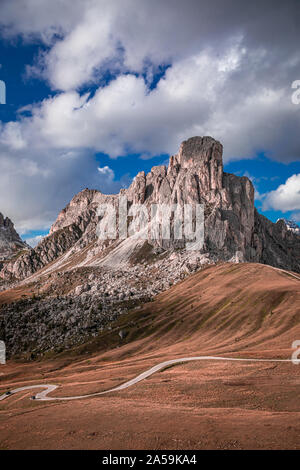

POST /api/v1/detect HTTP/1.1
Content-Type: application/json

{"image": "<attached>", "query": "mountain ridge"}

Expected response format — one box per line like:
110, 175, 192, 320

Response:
0, 212, 28, 263
1, 136, 299, 282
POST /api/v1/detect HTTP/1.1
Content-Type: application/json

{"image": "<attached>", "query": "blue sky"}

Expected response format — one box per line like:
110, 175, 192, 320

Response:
0, 0, 299, 246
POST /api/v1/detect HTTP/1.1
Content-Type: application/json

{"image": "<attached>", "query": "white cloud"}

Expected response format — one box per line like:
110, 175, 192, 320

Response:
263, 174, 300, 212
2, 1, 300, 94
25, 234, 45, 248
0, 144, 126, 233
1, 2, 300, 163
0, 122, 27, 150
2, 48, 300, 162
97, 165, 114, 177
0, 0, 85, 44
42, 4, 118, 90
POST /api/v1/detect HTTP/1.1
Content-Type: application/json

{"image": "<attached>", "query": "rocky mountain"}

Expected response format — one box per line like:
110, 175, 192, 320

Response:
0, 213, 28, 263
1, 136, 299, 283
277, 218, 300, 235
1, 136, 300, 358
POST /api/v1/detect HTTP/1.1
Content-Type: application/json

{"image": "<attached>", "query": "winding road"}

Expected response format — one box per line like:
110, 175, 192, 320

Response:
0, 355, 296, 402
1, 265, 298, 403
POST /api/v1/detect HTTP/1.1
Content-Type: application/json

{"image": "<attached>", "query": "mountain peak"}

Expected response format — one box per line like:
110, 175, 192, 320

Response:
1, 136, 300, 279
177, 136, 222, 166
168, 135, 223, 191
0, 212, 13, 229
0, 212, 28, 261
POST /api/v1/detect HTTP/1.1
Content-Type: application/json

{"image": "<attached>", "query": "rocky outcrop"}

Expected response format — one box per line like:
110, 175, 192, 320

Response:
1, 223, 83, 280
127, 137, 255, 257
0, 253, 196, 357
277, 218, 300, 235
1, 136, 299, 280
0, 213, 28, 262
252, 212, 300, 273
0, 189, 119, 280
50, 189, 102, 235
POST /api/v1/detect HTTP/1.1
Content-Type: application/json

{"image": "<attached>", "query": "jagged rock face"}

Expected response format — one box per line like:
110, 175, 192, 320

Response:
1, 136, 299, 280
50, 189, 102, 235
127, 137, 255, 256
0, 213, 28, 262
176, 136, 223, 190
252, 212, 300, 273
1, 223, 83, 280
277, 218, 300, 235
0, 190, 118, 280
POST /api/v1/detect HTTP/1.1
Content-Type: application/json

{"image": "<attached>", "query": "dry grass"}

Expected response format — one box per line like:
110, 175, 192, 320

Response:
0, 262, 299, 449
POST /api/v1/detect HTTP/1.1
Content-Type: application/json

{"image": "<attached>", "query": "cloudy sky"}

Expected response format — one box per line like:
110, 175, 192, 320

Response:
0, 0, 299, 246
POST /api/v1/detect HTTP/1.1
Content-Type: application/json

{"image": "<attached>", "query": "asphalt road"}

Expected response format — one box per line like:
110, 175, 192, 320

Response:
0, 265, 298, 402
0, 356, 296, 402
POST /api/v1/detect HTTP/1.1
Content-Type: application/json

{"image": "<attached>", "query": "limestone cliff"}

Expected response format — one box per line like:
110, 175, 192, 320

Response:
1, 136, 299, 280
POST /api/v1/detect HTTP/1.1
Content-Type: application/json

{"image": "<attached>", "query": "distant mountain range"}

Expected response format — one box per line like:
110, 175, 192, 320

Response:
277, 218, 300, 235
